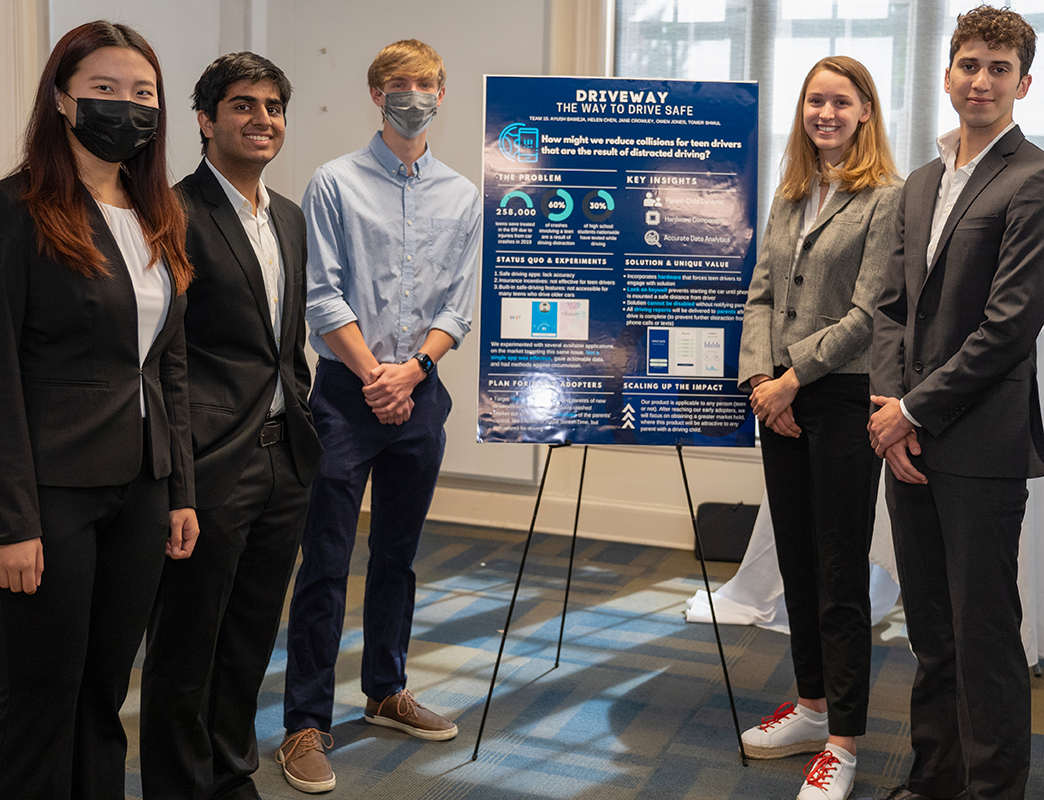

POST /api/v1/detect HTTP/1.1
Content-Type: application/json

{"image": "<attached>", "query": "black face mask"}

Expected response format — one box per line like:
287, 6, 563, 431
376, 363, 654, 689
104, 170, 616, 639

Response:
67, 96, 160, 163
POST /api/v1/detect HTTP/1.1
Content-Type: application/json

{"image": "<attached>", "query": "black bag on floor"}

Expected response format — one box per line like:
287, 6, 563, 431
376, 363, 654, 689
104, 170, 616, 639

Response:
694, 502, 758, 562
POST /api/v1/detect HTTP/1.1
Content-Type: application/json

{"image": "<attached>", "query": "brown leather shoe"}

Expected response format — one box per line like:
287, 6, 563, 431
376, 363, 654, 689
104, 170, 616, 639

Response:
365, 689, 458, 741
275, 728, 336, 793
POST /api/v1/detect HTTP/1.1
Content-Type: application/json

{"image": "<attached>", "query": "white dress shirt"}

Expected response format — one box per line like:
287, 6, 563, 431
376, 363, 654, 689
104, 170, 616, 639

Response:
205, 158, 286, 415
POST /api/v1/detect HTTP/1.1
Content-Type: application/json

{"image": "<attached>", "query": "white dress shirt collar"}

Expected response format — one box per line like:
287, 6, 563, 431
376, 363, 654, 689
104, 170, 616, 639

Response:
936, 121, 1016, 176
205, 156, 271, 217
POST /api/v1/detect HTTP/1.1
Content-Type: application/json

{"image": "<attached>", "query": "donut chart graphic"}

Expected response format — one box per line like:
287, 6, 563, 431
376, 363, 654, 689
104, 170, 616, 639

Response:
541, 189, 573, 221
500, 191, 534, 208
582, 189, 615, 222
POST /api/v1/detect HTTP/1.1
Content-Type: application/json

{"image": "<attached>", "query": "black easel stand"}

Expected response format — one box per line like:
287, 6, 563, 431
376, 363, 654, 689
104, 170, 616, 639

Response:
471, 442, 748, 766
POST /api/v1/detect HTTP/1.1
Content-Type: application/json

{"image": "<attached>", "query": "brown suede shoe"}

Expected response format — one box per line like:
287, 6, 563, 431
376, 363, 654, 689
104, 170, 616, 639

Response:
275, 728, 336, 793
364, 689, 458, 741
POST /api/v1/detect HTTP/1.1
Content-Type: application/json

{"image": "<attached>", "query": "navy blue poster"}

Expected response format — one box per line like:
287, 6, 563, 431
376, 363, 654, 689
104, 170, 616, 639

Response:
478, 76, 758, 447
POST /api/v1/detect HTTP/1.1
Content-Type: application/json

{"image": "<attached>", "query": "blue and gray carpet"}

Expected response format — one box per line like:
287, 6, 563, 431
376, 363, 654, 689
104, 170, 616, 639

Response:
123, 520, 1044, 799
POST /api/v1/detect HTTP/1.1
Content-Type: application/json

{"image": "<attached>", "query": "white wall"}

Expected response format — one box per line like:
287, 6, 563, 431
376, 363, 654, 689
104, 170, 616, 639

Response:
36, 0, 766, 549
262, 0, 545, 483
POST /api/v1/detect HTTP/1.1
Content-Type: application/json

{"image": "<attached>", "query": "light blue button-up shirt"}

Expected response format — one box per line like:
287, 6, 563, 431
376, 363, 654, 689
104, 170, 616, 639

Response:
303, 131, 481, 364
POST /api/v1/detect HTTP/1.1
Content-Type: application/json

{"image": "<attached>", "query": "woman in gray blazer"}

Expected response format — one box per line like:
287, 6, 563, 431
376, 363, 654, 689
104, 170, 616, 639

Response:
736, 56, 901, 800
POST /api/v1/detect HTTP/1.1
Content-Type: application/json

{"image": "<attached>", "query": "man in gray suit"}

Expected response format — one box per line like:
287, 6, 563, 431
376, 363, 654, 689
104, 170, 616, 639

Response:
868, 7, 1044, 800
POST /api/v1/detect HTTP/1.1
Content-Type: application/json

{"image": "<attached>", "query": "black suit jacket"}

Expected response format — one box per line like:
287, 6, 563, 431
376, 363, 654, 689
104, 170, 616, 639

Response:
872, 126, 1044, 478
178, 161, 321, 510
0, 172, 194, 545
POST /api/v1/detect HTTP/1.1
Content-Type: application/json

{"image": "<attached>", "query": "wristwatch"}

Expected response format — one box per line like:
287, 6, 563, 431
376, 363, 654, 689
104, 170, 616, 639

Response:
412, 352, 435, 376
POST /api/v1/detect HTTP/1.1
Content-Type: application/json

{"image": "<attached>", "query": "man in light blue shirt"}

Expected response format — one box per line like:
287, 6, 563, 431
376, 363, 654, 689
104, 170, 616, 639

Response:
276, 39, 480, 794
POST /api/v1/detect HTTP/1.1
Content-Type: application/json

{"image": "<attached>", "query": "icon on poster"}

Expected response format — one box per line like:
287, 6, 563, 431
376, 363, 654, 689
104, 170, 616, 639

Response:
499, 123, 540, 163
647, 327, 724, 377
500, 298, 590, 340
645, 230, 661, 247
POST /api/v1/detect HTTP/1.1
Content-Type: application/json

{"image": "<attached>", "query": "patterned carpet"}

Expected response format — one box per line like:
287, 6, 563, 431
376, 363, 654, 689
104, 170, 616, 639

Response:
122, 519, 1044, 799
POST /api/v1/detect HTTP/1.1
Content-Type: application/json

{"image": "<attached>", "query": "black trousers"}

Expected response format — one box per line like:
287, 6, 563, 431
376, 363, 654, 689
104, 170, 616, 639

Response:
140, 438, 310, 800
0, 468, 169, 800
758, 371, 879, 736
887, 464, 1029, 800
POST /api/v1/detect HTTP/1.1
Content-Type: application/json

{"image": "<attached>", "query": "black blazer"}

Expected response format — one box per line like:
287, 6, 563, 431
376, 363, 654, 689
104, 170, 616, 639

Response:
872, 126, 1044, 479
0, 172, 194, 545
178, 161, 321, 510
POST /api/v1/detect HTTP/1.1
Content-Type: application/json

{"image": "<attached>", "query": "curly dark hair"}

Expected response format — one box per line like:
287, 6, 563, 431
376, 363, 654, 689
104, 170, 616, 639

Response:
950, 5, 1037, 78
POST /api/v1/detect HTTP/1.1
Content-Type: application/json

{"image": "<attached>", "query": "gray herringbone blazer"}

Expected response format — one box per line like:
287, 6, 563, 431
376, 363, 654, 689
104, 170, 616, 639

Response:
738, 179, 902, 392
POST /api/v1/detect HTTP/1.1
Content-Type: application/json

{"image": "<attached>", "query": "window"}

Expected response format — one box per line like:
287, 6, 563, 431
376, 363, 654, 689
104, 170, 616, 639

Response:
616, 0, 1044, 227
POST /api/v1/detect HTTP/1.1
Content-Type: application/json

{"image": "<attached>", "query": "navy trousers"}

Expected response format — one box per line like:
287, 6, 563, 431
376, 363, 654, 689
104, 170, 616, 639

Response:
283, 357, 450, 733
758, 371, 879, 737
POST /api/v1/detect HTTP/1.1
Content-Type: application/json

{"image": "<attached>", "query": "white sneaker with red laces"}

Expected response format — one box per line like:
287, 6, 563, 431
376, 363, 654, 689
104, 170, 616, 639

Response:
797, 744, 857, 800
740, 701, 828, 759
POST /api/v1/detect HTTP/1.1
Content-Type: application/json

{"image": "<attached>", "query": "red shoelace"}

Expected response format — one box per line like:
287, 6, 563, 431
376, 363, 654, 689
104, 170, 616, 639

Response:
803, 750, 840, 789
758, 701, 797, 731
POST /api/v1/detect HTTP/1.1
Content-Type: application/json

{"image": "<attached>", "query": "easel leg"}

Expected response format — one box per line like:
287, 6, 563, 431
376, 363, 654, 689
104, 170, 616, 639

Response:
472, 442, 568, 760
676, 445, 749, 766
555, 445, 588, 668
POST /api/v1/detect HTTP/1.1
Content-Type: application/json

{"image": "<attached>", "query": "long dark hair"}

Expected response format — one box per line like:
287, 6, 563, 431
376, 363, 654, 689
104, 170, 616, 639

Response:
17, 20, 192, 293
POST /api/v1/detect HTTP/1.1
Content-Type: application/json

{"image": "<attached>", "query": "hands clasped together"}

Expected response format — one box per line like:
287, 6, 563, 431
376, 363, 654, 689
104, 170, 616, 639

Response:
868, 395, 926, 484
748, 373, 928, 485
362, 360, 425, 425
749, 369, 802, 438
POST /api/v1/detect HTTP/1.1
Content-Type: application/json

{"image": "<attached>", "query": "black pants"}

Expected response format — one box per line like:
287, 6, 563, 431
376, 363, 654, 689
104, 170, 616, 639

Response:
140, 438, 310, 800
0, 468, 169, 800
887, 464, 1029, 800
759, 371, 879, 736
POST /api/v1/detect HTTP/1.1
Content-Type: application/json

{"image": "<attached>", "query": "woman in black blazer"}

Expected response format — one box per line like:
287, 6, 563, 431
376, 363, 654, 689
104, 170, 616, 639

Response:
0, 21, 196, 799
736, 57, 901, 800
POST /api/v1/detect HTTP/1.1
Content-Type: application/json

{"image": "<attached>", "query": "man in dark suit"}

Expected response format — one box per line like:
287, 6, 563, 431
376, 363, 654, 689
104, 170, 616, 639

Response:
868, 7, 1044, 800
140, 53, 322, 800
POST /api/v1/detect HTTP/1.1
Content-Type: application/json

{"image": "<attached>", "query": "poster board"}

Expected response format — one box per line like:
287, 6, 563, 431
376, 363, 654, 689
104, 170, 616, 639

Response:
478, 76, 758, 447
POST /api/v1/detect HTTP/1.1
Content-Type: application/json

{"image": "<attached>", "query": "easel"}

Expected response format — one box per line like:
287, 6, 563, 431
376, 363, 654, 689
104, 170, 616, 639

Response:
471, 441, 749, 766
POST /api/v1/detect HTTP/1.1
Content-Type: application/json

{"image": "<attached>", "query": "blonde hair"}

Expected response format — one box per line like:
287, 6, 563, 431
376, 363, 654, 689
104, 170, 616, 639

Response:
367, 39, 445, 90
779, 56, 896, 202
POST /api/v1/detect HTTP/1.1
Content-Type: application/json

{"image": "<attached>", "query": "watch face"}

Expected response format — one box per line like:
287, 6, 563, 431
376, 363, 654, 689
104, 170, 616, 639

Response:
415, 353, 434, 374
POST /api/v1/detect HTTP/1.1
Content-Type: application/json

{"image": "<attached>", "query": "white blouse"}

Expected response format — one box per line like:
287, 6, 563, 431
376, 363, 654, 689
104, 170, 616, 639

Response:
98, 202, 172, 417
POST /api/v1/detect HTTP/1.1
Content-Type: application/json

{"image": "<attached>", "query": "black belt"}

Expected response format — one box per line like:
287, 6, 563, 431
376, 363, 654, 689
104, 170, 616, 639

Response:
260, 414, 287, 447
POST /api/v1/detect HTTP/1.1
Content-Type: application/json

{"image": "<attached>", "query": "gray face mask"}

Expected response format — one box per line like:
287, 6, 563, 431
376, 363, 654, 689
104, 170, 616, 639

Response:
380, 90, 438, 139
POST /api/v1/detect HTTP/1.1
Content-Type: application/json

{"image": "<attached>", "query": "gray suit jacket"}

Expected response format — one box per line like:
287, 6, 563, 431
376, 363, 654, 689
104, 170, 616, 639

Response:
739, 180, 902, 391
871, 125, 1044, 479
